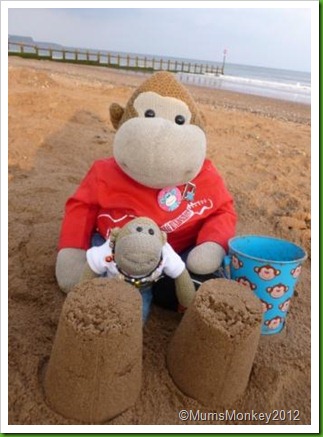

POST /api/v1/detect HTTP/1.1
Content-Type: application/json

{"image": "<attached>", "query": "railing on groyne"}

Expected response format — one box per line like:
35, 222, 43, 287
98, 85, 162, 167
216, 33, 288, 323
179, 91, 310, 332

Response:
8, 42, 224, 75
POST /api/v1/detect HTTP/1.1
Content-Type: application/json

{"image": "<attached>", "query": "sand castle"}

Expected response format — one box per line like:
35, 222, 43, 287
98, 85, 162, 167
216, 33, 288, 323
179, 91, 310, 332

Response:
167, 279, 263, 407
44, 278, 142, 423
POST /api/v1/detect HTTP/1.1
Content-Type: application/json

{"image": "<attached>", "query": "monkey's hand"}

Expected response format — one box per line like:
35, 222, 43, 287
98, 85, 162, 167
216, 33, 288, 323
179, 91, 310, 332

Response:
186, 242, 226, 275
174, 268, 196, 309
56, 248, 93, 293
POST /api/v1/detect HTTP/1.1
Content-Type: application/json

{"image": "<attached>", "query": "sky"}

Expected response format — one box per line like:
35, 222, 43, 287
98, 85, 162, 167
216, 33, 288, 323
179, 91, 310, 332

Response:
7, 5, 312, 72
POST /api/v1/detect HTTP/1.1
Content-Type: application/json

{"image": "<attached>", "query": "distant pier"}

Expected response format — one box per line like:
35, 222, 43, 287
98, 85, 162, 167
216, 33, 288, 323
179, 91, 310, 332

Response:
8, 42, 224, 76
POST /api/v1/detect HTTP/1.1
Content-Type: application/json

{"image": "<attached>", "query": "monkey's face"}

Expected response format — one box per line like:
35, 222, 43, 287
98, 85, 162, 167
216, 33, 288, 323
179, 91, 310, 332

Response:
114, 218, 166, 277
113, 91, 206, 189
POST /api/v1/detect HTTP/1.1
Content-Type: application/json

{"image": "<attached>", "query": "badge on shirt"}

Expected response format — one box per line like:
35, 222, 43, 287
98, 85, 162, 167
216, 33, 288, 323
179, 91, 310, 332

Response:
157, 187, 182, 212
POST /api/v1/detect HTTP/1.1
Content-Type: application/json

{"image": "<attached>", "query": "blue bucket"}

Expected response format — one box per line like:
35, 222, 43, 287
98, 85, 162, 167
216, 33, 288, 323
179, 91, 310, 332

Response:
223, 235, 307, 335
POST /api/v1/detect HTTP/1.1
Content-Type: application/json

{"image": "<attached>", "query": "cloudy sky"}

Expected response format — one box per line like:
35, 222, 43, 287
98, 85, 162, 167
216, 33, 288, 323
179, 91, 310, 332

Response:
8, 5, 312, 72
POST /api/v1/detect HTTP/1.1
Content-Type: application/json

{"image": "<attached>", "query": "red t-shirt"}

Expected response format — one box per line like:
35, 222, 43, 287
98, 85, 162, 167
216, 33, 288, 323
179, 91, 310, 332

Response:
58, 157, 237, 253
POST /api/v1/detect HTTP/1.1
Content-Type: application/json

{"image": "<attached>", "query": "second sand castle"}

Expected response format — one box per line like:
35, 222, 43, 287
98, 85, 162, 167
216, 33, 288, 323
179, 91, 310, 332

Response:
167, 279, 263, 407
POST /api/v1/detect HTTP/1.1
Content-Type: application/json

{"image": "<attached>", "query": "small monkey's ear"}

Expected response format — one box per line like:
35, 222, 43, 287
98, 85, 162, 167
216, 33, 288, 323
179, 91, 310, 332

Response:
110, 227, 121, 243
109, 103, 125, 130
161, 230, 167, 245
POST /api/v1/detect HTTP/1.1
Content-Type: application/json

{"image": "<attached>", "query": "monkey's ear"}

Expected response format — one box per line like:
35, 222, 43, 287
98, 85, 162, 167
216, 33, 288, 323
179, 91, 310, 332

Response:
161, 230, 167, 245
110, 227, 121, 243
109, 103, 125, 130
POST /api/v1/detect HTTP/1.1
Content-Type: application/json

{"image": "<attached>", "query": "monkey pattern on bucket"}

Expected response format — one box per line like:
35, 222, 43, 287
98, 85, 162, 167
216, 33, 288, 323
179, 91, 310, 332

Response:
254, 265, 281, 281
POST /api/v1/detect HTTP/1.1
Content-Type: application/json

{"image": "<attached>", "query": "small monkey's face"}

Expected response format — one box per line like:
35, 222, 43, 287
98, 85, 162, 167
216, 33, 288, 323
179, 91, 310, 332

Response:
112, 218, 166, 277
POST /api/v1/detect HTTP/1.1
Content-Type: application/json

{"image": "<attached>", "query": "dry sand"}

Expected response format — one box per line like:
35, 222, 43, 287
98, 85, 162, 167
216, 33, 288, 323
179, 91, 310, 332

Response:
8, 57, 311, 425
167, 279, 263, 407
44, 278, 142, 423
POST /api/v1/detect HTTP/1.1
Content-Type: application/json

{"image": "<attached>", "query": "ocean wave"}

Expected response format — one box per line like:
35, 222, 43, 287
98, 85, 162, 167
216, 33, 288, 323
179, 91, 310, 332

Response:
177, 72, 311, 104
218, 74, 311, 95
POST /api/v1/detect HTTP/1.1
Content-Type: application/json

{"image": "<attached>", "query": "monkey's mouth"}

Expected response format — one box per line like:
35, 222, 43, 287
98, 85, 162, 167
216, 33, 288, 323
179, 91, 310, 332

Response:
118, 161, 196, 190
119, 255, 160, 277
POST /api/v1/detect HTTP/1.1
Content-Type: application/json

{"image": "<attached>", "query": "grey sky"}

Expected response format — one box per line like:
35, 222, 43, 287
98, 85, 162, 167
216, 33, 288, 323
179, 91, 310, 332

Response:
8, 7, 311, 72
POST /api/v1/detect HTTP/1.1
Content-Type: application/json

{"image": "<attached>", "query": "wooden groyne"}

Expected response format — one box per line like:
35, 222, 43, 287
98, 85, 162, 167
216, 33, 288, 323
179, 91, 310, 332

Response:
8, 42, 224, 75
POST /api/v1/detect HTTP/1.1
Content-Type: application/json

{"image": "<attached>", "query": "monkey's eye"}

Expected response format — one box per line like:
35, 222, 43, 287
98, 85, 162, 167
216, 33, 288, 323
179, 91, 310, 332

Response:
136, 226, 143, 232
144, 109, 155, 118
175, 115, 185, 125
148, 228, 155, 235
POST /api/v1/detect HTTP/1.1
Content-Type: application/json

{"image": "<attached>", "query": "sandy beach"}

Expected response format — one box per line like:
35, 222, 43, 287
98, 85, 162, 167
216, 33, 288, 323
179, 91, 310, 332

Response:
8, 56, 311, 425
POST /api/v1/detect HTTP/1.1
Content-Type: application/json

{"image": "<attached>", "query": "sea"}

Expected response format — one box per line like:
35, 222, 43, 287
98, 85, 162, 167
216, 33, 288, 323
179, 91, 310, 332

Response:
8, 36, 311, 105
177, 62, 311, 105
146, 53, 311, 105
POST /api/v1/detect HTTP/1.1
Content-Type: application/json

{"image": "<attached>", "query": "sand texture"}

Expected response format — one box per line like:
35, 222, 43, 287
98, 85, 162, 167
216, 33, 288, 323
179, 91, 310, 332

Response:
8, 57, 311, 425
167, 279, 262, 407
44, 278, 142, 423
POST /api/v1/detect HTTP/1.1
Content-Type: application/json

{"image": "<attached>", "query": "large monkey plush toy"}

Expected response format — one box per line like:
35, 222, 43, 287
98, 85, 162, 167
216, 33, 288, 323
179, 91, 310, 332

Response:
56, 72, 237, 310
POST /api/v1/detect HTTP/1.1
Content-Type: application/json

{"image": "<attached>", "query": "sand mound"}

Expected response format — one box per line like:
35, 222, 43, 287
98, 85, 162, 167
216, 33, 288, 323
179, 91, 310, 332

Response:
167, 280, 262, 407
44, 278, 142, 423
194, 279, 262, 336
63, 278, 141, 334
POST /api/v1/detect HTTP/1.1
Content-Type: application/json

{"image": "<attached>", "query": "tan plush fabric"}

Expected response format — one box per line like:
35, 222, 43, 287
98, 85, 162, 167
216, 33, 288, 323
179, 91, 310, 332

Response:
55, 248, 87, 293
110, 71, 205, 130
174, 269, 196, 308
187, 241, 226, 274
113, 117, 206, 188
109, 103, 125, 130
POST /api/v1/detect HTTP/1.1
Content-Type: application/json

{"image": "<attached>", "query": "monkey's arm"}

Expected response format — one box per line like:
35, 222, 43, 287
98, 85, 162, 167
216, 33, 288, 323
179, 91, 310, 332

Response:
79, 239, 118, 282
174, 268, 196, 309
57, 243, 109, 292
56, 163, 101, 292
80, 262, 100, 282
162, 243, 196, 310
188, 164, 237, 275
187, 242, 226, 275
56, 248, 88, 293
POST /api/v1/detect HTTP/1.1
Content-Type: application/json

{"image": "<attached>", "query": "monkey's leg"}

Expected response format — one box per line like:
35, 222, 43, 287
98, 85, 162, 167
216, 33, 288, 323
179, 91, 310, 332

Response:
174, 268, 196, 309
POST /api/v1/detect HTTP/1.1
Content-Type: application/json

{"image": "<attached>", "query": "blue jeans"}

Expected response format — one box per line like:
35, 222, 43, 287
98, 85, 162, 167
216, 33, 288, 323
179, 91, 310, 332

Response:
91, 233, 224, 323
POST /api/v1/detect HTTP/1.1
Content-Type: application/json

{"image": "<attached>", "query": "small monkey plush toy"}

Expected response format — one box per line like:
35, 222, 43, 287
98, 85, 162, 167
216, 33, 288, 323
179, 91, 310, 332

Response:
82, 217, 196, 317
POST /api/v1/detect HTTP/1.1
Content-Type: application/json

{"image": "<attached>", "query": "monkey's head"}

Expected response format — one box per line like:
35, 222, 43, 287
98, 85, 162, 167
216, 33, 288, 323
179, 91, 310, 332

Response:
110, 217, 167, 277
110, 72, 206, 189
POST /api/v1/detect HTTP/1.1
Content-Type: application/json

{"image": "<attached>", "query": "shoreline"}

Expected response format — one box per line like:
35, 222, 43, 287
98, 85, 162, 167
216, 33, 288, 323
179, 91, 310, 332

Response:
178, 72, 311, 106
8, 56, 311, 124
8, 43, 310, 105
